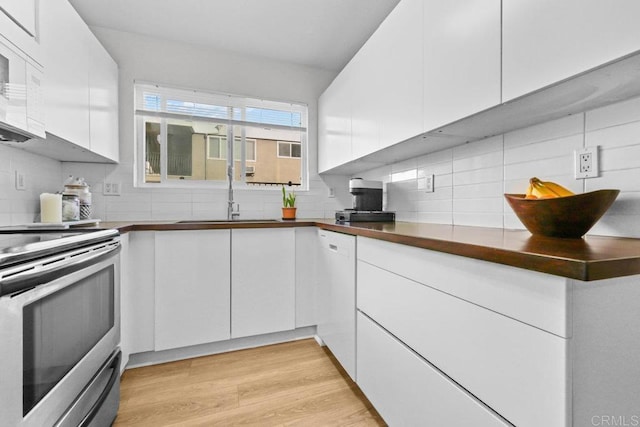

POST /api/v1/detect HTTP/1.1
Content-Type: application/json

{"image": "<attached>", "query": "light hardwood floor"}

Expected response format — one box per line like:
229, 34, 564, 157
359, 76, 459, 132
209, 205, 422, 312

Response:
114, 339, 386, 426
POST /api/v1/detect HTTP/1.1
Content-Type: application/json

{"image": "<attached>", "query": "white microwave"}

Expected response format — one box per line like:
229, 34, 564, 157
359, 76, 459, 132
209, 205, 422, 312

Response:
0, 35, 45, 142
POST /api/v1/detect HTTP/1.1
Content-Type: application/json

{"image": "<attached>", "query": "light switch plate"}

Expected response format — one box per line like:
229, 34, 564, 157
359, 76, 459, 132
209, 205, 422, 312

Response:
15, 170, 26, 190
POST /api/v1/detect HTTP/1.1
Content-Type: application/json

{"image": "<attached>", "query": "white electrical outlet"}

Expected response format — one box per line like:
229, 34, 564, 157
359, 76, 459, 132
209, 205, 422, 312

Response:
421, 174, 435, 193
328, 187, 335, 198
103, 182, 121, 196
575, 147, 599, 179
15, 171, 26, 190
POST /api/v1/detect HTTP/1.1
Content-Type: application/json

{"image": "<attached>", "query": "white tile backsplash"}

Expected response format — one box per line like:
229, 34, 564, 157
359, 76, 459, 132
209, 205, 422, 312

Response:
0, 145, 62, 226
360, 95, 640, 237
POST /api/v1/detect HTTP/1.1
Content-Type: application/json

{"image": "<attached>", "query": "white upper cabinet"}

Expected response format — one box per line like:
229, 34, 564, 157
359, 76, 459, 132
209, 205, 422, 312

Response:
0, 0, 36, 36
423, 0, 501, 132
350, 39, 380, 160
376, 0, 423, 149
39, 0, 119, 162
318, 70, 352, 173
503, 0, 640, 101
40, 0, 91, 148
0, 0, 40, 63
87, 34, 119, 161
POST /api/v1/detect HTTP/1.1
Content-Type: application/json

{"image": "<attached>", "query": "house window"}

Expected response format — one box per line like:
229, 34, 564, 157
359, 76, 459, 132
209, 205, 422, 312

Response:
207, 137, 256, 161
277, 141, 301, 158
135, 83, 307, 187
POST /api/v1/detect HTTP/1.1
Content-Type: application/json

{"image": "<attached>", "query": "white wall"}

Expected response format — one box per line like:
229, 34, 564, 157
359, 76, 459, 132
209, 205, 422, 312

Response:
61, 27, 352, 221
0, 145, 62, 226
358, 95, 640, 238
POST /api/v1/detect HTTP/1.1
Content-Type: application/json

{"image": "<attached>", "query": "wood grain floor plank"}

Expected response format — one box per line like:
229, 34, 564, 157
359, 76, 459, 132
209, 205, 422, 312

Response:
114, 339, 386, 426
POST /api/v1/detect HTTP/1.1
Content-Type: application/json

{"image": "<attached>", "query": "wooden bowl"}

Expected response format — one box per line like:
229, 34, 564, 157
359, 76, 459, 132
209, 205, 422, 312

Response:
504, 190, 620, 238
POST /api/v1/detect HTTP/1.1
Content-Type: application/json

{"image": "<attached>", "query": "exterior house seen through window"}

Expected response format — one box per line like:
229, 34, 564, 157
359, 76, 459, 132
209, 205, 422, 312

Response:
135, 83, 307, 187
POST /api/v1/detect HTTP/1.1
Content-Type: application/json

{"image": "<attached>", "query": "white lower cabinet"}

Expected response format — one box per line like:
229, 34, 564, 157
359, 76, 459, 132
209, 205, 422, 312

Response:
357, 312, 508, 427
357, 260, 568, 426
316, 229, 356, 380
231, 228, 295, 338
155, 230, 231, 351
295, 227, 318, 328
124, 231, 156, 354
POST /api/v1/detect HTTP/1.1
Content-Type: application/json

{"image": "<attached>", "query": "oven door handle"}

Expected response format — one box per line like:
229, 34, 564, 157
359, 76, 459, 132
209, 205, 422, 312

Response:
0, 243, 121, 297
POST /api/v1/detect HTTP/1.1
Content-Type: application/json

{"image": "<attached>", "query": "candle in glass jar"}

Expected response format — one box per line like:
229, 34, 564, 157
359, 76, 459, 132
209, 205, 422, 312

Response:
40, 193, 62, 223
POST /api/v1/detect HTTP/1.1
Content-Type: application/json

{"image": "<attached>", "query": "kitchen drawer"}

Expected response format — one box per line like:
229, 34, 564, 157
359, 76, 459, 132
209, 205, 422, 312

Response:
357, 312, 509, 427
357, 260, 569, 427
357, 236, 571, 337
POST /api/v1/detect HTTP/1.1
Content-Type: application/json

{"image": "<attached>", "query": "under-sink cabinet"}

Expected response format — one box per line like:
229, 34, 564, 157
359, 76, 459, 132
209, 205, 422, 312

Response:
155, 230, 231, 351
121, 228, 309, 363
231, 228, 295, 338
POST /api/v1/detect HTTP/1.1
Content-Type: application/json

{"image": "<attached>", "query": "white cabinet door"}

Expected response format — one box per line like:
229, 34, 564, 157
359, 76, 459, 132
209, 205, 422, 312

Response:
118, 233, 130, 371
295, 227, 318, 328
0, 0, 36, 36
40, 0, 91, 148
350, 39, 380, 160
87, 35, 119, 162
155, 230, 231, 351
375, 0, 424, 149
231, 228, 295, 338
125, 231, 156, 354
318, 71, 352, 173
316, 229, 356, 380
423, 0, 501, 131
357, 313, 508, 427
503, 0, 640, 101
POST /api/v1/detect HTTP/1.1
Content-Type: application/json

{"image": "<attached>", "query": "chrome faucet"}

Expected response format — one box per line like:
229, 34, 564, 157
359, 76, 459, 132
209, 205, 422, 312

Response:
227, 165, 240, 220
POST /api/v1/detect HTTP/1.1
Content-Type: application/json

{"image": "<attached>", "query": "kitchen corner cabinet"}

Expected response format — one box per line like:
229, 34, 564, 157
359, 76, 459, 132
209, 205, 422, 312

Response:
231, 228, 295, 339
295, 227, 319, 328
40, 0, 119, 162
122, 231, 156, 355
503, 0, 640, 101
155, 230, 231, 351
423, 0, 501, 131
316, 229, 356, 380
318, 70, 352, 173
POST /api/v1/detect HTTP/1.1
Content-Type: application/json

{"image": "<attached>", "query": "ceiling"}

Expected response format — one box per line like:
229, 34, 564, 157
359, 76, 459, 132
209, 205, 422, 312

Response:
68, 0, 400, 72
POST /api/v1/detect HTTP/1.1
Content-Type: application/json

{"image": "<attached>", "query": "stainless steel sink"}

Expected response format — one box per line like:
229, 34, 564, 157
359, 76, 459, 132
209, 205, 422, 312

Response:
175, 219, 281, 224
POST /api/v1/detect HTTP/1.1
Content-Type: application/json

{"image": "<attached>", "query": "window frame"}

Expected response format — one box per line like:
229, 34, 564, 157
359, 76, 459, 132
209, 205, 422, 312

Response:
277, 141, 302, 159
134, 82, 308, 190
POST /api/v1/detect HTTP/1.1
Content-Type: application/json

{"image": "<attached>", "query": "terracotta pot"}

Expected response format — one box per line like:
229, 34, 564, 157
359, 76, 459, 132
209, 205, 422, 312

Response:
282, 207, 297, 220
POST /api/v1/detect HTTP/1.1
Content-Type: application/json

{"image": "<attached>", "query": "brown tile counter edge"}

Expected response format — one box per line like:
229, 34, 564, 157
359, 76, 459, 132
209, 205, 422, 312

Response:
101, 220, 640, 282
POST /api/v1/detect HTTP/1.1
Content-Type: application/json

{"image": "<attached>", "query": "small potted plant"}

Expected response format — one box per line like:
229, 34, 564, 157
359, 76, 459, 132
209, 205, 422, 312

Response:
282, 186, 296, 220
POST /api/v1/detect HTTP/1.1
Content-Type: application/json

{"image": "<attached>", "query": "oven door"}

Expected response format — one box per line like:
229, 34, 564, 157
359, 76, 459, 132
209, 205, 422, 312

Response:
0, 242, 120, 427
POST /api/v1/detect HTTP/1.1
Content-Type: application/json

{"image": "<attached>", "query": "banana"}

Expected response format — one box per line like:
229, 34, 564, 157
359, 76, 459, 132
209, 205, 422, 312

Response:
524, 183, 537, 199
529, 177, 574, 198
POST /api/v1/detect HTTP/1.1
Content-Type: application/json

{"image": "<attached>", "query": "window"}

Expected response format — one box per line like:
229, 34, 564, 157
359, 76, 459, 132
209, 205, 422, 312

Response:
207, 137, 256, 161
277, 141, 301, 158
135, 83, 307, 187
